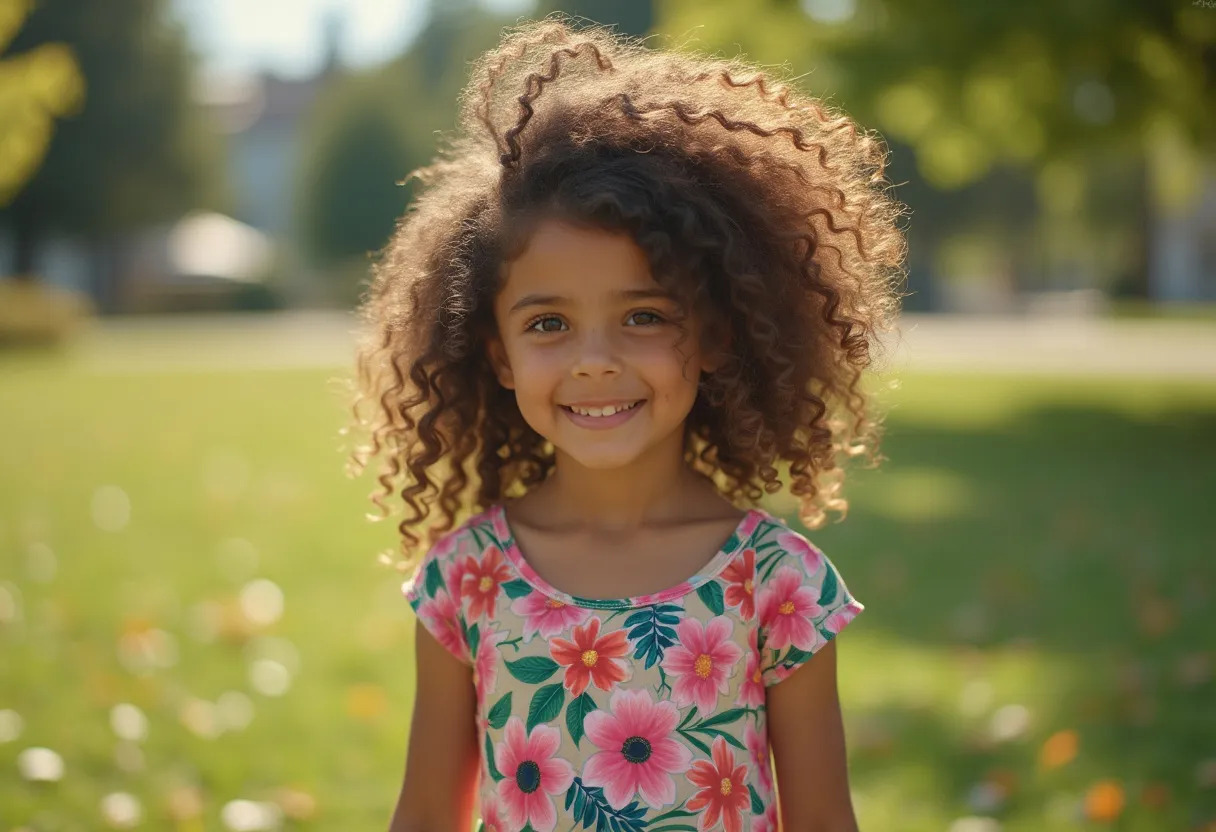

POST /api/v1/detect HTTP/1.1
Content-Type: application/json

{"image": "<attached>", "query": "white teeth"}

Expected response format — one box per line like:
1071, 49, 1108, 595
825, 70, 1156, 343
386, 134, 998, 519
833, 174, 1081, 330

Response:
569, 401, 639, 418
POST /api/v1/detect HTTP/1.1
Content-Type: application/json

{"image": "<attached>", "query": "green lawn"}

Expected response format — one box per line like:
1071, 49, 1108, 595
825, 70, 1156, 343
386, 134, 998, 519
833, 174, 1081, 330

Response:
0, 353, 1213, 831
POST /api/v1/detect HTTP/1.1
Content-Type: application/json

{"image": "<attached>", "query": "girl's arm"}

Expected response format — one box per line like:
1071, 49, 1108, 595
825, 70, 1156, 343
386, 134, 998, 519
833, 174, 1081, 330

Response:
766, 639, 860, 832
388, 625, 480, 832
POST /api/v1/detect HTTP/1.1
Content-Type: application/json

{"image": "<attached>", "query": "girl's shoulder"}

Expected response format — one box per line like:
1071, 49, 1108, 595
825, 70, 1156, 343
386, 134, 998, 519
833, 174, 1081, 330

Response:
400, 506, 507, 665
731, 508, 865, 683
401, 507, 502, 606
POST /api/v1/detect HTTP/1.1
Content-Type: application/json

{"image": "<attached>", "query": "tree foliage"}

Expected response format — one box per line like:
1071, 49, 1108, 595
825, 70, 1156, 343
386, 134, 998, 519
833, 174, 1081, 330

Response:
658, 0, 1215, 190
0, 0, 223, 273
0, 0, 83, 205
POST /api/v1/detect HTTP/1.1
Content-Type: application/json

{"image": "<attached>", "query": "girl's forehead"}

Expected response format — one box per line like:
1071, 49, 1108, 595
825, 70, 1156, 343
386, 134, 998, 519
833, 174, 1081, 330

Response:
498, 219, 669, 303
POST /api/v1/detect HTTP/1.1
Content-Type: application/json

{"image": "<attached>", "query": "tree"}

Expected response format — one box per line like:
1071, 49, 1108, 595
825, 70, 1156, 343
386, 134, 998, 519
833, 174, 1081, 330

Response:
0, 0, 223, 308
0, 0, 83, 209
294, 73, 419, 268
294, 1, 527, 278
539, 0, 654, 38
658, 0, 1215, 298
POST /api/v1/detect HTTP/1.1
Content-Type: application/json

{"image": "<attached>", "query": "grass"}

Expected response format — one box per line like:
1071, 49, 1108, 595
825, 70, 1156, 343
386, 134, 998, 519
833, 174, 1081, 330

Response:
0, 352, 1213, 830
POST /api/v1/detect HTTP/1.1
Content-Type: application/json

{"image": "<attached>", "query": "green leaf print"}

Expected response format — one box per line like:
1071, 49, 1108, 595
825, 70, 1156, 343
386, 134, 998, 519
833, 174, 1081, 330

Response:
783, 646, 814, 666
465, 622, 480, 657
678, 707, 751, 753
501, 578, 531, 599
565, 691, 597, 748
505, 656, 559, 684
696, 581, 725, 615
487, 692, 512, 730
526, 683, 565, 731
647, 801, 697, 827
625, 604, 681, 669
758, 550, 787, 582
819, 564, 839, 606
484, 733, 503, 781
424, 558, 444, 597
749, 783, 765, 814
693, 706, 749, 730
563, 778, 647, 832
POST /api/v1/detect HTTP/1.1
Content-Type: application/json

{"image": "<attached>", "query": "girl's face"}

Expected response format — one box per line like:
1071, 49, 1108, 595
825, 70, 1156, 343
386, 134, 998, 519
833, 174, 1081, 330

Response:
488, 219, 721, 472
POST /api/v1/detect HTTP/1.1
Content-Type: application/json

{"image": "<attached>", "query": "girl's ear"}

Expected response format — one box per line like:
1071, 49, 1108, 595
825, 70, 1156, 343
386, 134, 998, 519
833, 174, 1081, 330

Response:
486, 337, 516, 390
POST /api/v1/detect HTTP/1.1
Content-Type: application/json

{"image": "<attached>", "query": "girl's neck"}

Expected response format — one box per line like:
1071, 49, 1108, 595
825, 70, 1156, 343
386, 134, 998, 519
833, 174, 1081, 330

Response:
523, 433, 726, 533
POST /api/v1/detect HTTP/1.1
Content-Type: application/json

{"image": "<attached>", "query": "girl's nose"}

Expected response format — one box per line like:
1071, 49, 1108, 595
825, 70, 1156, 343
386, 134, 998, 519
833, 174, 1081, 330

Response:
571, 329, 623, 378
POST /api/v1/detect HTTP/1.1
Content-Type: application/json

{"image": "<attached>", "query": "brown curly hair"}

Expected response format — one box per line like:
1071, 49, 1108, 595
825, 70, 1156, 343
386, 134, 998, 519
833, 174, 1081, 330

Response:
345, 15, 907, 566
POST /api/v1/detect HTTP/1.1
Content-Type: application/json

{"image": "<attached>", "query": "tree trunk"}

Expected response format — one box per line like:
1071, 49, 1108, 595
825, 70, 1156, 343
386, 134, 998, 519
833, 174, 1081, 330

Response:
11, 200, 40, 281
1128, 152, 1154, 299
90, 237, 123, 315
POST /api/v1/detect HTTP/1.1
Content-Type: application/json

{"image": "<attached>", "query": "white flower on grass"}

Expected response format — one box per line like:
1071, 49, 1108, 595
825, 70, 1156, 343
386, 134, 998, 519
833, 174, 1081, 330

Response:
109, 703, 148, 742
17, 746, 64, 782
989, 703, 1030, 743
239, 579, 283, 627
179, 698, 221, 739
221, 799, 283, 831
100, 791, 142, 827
249, 659, 291, 697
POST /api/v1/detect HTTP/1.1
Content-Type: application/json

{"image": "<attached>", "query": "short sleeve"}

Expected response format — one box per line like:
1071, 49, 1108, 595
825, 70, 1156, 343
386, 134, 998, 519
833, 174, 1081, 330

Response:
402, 527, 474, 665
755, 523, 864, 686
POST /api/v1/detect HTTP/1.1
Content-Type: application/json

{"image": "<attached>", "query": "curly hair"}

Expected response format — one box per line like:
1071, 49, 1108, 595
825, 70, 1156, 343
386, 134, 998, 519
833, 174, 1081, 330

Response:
345, 15, 907, 566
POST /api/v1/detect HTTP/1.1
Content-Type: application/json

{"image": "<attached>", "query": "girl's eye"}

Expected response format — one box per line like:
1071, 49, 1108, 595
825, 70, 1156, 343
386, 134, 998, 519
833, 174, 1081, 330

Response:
524, 315, 566, 334
627, 310, 665, 326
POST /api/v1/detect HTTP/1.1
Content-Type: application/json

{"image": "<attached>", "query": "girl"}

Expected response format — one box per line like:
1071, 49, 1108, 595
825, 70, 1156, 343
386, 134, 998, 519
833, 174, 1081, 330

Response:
348, 16, 905, 832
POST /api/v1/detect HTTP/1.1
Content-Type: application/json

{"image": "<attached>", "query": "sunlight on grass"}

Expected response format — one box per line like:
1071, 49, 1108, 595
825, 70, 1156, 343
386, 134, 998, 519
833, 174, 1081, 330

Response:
859, 465, 977, 523
0, 352, 1212, 829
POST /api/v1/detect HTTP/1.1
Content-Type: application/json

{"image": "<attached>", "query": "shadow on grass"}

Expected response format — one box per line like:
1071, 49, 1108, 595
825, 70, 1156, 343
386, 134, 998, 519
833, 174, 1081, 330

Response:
794, 395, 1216, 829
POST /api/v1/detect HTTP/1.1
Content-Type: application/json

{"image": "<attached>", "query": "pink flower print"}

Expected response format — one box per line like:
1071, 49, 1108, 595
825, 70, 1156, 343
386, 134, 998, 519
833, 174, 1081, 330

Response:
494, 717, 574, 832
661, 617, 743, 713
583, 688, 693, 810
778, 529, 823, 576
473, 626, 507, 710
736, 628, 764, 708
479, 796, 508, 832
757, 566, 823, 652
686, 735, 750, 832
744, 722, 773, 798
415, 591, 467, 661
721, 548, 756, 620
752, 804, 778, 832
460, 546, 512, 621
823, 604, 858, 636
511, 592, 591, 640
549, 617, 630, 697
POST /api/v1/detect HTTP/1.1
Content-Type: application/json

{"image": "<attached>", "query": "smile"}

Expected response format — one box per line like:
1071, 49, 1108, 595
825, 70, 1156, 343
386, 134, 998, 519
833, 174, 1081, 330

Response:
559, 400, 645, 429
563, 401, 643, 418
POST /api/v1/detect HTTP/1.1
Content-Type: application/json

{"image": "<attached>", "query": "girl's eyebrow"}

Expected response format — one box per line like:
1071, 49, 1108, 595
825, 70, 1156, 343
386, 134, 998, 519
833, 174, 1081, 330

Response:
508, 288, 674, 315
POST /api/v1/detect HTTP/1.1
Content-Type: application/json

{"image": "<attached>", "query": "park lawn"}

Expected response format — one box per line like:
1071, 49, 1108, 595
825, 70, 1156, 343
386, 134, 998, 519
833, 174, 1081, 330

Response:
0, 356, 1213, 831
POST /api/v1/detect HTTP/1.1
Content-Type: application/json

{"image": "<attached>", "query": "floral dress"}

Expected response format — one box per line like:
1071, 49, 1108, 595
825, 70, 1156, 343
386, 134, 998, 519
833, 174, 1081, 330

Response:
403, 503, 864, 832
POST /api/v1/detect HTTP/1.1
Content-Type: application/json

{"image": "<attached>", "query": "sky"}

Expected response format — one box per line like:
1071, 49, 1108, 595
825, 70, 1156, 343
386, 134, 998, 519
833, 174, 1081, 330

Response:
172, 0, 537, 80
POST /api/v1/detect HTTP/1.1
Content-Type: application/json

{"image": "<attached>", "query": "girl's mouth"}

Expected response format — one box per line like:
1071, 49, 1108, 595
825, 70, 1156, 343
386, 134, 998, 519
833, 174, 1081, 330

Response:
559, 400, 645, 429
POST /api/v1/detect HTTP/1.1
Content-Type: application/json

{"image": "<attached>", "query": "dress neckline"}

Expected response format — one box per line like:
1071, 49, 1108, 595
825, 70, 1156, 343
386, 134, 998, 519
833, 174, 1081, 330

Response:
489, 502, 768, 611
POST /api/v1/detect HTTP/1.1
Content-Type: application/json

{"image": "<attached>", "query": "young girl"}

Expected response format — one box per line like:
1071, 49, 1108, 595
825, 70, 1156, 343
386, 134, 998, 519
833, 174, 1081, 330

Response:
349, 16, 905, 832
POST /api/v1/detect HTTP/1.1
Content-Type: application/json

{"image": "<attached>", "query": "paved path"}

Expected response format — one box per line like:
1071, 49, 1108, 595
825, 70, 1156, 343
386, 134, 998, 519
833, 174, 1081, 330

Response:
71, 310, 1216, 380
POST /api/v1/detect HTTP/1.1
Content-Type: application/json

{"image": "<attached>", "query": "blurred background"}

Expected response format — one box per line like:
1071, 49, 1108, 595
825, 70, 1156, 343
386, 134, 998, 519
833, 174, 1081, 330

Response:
0, 0, 1213, 830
